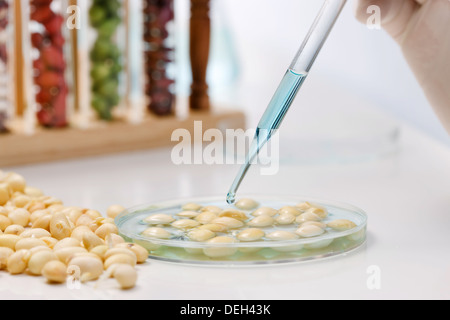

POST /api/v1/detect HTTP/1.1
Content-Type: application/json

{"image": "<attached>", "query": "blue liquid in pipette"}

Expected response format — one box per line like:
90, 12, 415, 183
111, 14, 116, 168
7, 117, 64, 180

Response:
227, 69, 308, 204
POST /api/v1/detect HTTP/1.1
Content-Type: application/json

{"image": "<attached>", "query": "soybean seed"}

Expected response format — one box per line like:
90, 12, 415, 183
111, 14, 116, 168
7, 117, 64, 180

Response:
95, 223, 119, 239
6, 173, 26, 192
105, 234, 126, 247
182, 203, 203, 212
47, 204, 64, 213
4, 225, 25, 236
0, 189, 9, 206
296, 212, 322, 224
266, 231, 299, 241
24, 187, 44, 198
236, 229, 265, 242
203, 237, 238, 258
7, 250, 30, 274
0, 247, 14, 270
301, 221, 327, 229
29, 210, 49, 224
187, 229, 216, 242
29, 246, 53, 255
68, 252, 103, 263
115, 243, 148, 264
0, 206, 8, 216
200, 206, 223, 214
42, 197, 63, 208
142, 227, 172, 239
32, 214, 52, 230
42, 261, 67, 284
84, 210, 102, 220
278, 206, 302, 217
50, 212, 72, 240
104, 248, 137, 261
41, 237, 59, 249
65, 208, 83, 224
198, 224, 229, 233
247, 215, 275, 228
20, 228, 51, 239
144, 214, 175, 225
276, 213, 296, 225
251, 207, 278, 217
71, 226, 94, 242
235, 198, 259, 211
8, 209, 30, 227
177, 211, 200, 219
0, 215, 12, 231
306, 207, 328, 220
28, 251, 58, 275
69, 256, 104, 282
110, 264, 138, 290
327, 219, 357, 231
13, 195, 31, 208
76, 214, 94, 227
54, 247, 88, 264
82, 232, 105, 251
90, 245, 110, 260
15, 238, 48, 251
218, 210, 248, 222
295, 225, 325, 238
296, 202, 313, 212
26, 202, 46, 213
195, 211, 218, 225
104, 253, 137, 270
211, 217, 244, 230
107, 205, 126, 219
53, 238, 82, 251
171, 219, 200, 230
266, 231, 302, 253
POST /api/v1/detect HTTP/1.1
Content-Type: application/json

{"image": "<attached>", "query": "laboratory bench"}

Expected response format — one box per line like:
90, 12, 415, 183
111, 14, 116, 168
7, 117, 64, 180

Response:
1, 81, 449, 300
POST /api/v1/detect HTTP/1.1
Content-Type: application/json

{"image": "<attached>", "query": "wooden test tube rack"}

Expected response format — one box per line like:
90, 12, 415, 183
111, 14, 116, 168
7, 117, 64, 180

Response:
0, 0, 246, 167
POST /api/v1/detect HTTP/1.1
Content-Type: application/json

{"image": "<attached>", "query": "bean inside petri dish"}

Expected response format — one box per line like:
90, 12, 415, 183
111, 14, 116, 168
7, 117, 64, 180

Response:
115, 196, 367, 266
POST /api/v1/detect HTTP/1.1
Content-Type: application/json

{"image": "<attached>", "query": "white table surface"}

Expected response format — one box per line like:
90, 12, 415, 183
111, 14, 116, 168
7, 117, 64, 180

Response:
1, 81, 450, 300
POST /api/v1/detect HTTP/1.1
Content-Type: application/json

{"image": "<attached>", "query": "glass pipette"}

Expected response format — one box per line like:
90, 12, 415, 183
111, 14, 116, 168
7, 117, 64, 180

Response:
227, 0, 347, 204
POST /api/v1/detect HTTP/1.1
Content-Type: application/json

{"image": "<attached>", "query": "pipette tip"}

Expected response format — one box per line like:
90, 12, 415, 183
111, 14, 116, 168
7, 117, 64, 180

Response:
226, 192, 236, 205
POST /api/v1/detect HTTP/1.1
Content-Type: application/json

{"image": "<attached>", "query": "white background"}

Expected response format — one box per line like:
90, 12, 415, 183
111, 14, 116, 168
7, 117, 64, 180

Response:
203, 0, 450, 146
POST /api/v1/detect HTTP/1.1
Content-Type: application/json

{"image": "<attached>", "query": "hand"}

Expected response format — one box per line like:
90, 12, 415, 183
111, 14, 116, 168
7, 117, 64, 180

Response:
355, 0, 450, 133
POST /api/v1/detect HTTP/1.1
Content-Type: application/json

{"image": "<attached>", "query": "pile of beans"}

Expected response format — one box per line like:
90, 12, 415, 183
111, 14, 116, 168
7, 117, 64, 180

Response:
0, 0, 9, 133
30, 0, 68, 128
89, 0, 122, 120
140, 199, 359, 258
143, 0, 175, 116
0, 170, 147, 290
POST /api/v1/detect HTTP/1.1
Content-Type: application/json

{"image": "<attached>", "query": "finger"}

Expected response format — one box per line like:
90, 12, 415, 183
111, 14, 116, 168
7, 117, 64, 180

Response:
354, 0, 418, 40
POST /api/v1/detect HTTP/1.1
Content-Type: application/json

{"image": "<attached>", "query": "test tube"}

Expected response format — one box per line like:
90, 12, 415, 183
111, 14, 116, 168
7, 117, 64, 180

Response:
0, 0, 13, 133
26, 0, 73, 128
143, 0, 176, 116
88, 0, 124, 121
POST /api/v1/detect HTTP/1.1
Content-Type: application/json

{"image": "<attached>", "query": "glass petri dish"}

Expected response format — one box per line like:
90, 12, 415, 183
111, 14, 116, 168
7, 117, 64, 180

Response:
115, 196, 367, 266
